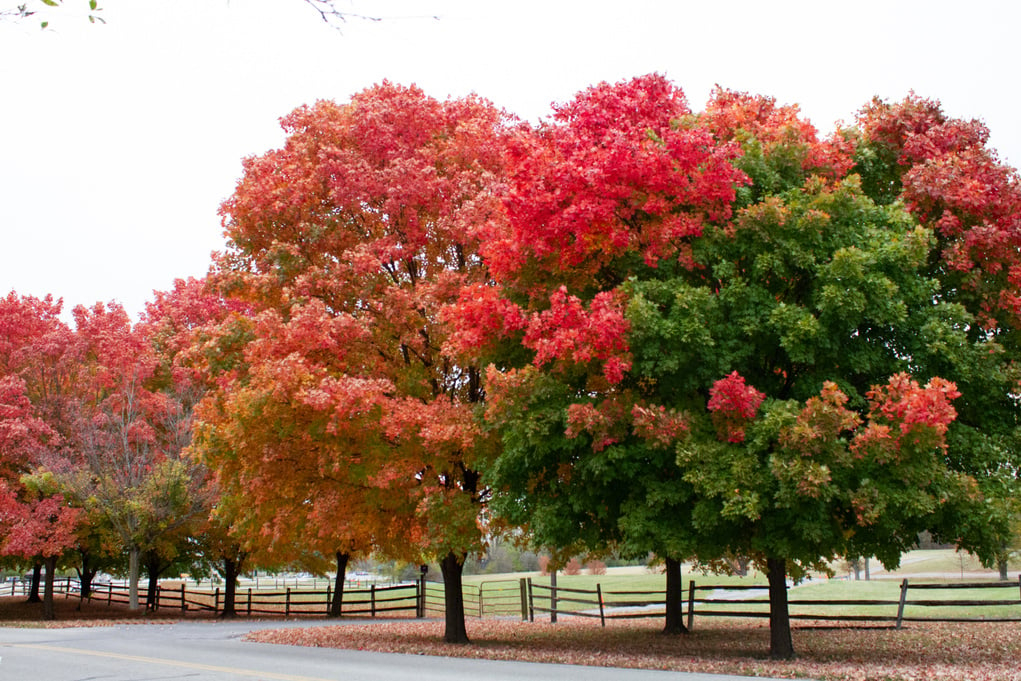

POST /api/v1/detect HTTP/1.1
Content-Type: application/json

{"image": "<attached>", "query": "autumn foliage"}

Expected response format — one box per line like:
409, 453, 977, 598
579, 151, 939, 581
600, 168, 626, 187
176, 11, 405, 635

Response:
2, 73, 1019, 671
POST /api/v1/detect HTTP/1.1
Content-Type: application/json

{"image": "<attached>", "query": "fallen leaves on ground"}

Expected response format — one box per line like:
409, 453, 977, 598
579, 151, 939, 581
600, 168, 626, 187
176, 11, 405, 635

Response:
0, 595, 191, 627
247, 618, 1021, 681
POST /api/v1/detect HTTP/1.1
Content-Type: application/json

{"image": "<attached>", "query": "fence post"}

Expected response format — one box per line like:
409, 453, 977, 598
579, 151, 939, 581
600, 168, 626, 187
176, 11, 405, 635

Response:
550, 570, 558, 624
181, 584, 187, 613
687, 580, 696, 631
519, 578, 528, 621
597, 583, 605, 628
478, 584, 485, 618
417, 575, 425, 618
247, 587, 252, 616
896, 578, 909, 629
286, 587, 291, 616
326, 584, 332, 615
214, 587, 220, 616
155, 585, 160, 612
107, 583, 112, 606
371, 584, 376, 617
527, 578, 534, 622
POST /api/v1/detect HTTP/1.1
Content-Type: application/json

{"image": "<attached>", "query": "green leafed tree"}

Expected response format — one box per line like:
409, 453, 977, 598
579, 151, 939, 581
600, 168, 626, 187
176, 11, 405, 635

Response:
464, 77, 1019, 659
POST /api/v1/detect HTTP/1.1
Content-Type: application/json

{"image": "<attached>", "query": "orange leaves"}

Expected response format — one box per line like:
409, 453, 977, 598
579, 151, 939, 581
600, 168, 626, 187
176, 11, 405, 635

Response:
861, 373, 960, 451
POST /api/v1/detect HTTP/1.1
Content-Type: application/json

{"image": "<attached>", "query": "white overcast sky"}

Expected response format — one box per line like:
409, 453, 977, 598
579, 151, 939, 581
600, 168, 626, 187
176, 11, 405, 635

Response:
2, 0, 1019, 320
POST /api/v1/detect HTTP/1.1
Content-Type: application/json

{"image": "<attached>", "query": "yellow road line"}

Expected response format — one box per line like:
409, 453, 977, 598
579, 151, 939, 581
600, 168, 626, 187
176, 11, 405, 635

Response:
4, 643, 337, 681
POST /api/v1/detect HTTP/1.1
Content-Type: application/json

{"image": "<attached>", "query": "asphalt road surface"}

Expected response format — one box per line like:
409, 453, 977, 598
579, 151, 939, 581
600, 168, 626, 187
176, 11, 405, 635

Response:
0, 618, 803, 681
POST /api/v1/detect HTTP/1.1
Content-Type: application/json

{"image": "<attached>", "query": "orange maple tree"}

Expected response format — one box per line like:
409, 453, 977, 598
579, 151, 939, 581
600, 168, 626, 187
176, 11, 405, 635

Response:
199, 82, 509, 642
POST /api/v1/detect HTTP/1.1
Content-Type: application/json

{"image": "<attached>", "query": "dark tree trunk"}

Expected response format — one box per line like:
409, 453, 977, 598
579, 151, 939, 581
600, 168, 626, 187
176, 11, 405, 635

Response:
26, 563, 42, 603
767, 556, 795, 660
220, 556, 241, 618
998, 557, 1009, 580
329, 552, 349, 618
439, 551, 469, 644
662, 556, 688, 635
42, 556, 57, 621
143, 551, 167, 611
76, 550, 97, 601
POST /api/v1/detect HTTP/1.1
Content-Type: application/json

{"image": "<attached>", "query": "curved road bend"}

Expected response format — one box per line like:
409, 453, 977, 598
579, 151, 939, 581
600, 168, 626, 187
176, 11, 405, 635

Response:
0, 618, 805, 681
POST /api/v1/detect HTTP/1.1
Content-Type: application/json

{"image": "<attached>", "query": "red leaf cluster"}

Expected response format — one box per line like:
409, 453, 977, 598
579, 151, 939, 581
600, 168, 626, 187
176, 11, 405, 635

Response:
705, 87, 856, 178
707, 372, 766, 443
859, 94, 1021, 327
524, 288, 631, 384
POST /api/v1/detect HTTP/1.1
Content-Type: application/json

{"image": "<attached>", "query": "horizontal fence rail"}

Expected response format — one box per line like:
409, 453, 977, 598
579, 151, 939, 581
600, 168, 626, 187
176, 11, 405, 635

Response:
10, 574, 1020, 628
522, 576, 1021, 628
36, 578, 420, 619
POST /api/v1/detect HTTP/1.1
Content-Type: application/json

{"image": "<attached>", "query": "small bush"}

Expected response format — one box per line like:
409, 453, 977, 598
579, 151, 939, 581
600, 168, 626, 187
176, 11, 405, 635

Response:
563, 558, 582, 576
586, 560, 607, 575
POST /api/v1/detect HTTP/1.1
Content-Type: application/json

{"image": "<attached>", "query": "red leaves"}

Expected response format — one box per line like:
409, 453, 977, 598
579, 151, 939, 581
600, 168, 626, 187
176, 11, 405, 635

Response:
707, 371, 765, 443
488, 74, 746, 288
523, 287, 631, 384
443, 283, 526, 358
851, 374, 961, 460
248, 619, 1021, 681
858, 94, 1021, 328
705, 87, 856, 178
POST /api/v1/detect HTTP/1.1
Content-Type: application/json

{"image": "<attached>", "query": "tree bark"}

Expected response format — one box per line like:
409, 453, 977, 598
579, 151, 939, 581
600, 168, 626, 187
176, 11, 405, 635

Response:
767, 556, 795, 660
220, 556, 241, 618
42, 555, 57, 621
76, 550, 97, 601
143, 550, 167, 611
439, 551, 469, 644
329, 552, 349, 618
127, 545, 140, 610
662, 556, 688, 634
26, 563, 42, 603
998, 557, 1009, 581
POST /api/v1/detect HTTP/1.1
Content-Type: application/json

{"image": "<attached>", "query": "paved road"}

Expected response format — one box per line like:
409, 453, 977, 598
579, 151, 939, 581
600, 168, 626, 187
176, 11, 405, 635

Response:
0, 619, 801, 681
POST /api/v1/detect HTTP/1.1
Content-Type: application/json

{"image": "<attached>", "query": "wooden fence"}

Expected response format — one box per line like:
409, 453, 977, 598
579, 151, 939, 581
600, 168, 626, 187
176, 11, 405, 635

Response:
525, 576, 1021, 628
35, 578, 420, 618
10, 575, 1020, 627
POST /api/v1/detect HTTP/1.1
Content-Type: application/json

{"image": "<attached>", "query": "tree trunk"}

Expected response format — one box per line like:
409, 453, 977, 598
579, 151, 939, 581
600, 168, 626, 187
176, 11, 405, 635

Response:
42, 555, 57, 621
998, 557, 1009, 580
767, 556, 795, 660
662, 556, 688, 634
128, 545, 140, 610
76, 549, 97, 600
329, 552, 349, 618
220, 556, 241, 618
26, 563, 42, 603
143, 550, 165, 611
439, 551, 469, 644
864, 557, 871, 581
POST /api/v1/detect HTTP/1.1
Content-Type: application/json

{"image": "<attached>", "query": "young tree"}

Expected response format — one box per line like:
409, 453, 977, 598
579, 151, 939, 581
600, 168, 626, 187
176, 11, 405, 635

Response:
67, 302, 208, 610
